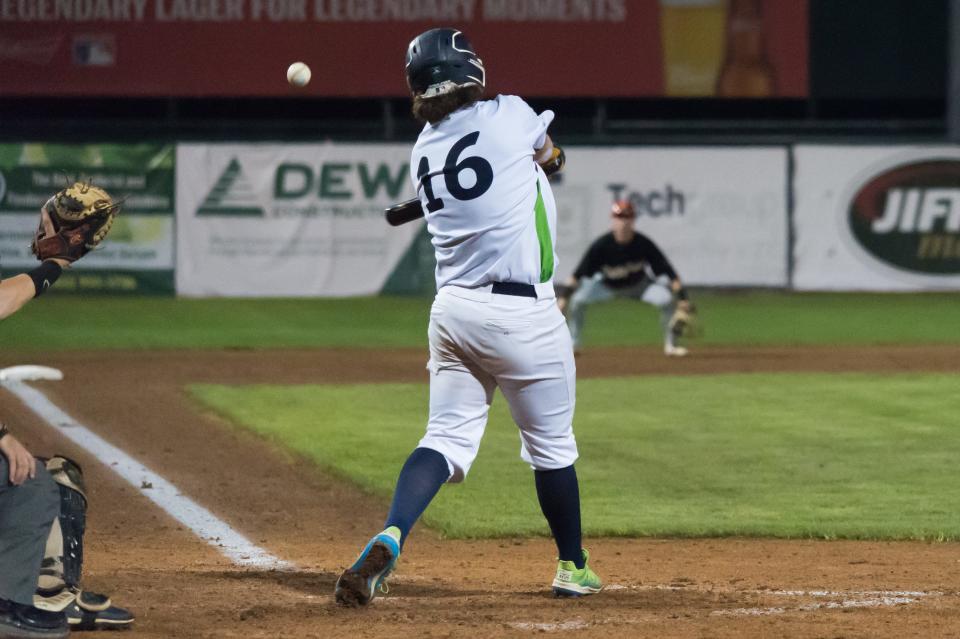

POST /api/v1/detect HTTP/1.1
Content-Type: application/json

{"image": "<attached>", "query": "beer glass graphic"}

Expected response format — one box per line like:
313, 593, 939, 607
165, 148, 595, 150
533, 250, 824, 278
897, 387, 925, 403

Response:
660, 0, 776, 97
659, 0, 727, 96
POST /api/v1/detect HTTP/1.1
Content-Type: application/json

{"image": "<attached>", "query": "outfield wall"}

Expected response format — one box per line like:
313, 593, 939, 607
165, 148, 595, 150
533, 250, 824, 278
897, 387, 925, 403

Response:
1, 142, 958, 295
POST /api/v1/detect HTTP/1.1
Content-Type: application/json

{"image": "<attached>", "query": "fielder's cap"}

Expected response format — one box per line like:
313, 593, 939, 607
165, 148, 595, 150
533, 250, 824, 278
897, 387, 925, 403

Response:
611, 200, 636, 218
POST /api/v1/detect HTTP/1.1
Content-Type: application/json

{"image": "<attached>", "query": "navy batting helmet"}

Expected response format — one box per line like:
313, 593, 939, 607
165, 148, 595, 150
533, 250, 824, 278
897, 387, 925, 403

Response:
405, 28, 486, 98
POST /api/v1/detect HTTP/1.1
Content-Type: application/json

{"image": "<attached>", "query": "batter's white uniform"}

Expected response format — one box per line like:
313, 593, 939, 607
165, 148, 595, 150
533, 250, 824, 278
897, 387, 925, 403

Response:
411, 95, 578, 482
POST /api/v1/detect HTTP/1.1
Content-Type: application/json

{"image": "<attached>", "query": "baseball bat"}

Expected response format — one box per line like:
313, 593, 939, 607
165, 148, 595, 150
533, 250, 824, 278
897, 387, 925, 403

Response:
385, 197, 425, 226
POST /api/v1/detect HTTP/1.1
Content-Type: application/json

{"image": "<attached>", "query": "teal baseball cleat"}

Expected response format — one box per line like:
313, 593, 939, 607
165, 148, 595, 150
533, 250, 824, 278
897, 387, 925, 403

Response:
335, 527, 401, 607
551, 549, 603, 597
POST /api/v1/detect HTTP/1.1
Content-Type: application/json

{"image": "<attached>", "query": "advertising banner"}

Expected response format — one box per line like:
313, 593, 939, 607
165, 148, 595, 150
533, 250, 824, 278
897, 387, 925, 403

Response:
176, 143, 420, 297
794, 146, 960, 291
384, 146, 789, 294
0, 143, 175, 293
0, 0, 807, 98
553, 146, 788, 287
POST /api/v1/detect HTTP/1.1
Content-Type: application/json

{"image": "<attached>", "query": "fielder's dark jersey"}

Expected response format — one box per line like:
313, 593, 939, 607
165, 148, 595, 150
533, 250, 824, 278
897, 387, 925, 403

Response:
572, 232, 678, 289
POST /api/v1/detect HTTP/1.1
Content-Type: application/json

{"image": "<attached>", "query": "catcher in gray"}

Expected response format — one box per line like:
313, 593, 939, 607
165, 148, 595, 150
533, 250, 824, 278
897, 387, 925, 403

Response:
557, 199, 696, 357
1, 183, 133, 639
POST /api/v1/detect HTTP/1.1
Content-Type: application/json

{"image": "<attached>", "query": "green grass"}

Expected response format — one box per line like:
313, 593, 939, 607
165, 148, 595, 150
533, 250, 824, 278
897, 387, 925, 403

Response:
1, 296, 428, 350
191, 372, 960, 540
3, 291, 960, 350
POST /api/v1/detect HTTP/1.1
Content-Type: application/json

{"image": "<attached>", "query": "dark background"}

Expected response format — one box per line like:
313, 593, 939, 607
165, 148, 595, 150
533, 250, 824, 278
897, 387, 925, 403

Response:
0, 0, 949, 144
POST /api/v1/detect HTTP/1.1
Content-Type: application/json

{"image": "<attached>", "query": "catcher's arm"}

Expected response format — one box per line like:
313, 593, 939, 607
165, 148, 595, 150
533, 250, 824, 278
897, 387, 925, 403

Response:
0, 274, 39, 320
385, 197, 425, 226
0, 208, 69, 320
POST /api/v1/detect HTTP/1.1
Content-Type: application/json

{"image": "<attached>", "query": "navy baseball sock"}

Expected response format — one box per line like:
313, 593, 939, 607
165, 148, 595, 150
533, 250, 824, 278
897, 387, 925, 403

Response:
384, 447, 450, 548
534, 465, 585, 569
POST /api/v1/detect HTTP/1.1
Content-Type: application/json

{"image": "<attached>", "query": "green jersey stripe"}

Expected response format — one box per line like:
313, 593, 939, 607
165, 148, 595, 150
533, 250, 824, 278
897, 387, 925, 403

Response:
534, 180, 554, 283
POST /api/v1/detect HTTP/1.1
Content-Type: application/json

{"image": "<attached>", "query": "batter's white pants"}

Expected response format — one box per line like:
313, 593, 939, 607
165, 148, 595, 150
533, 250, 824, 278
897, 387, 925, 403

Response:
566, 273, 677, 349
419, 283, 579, 483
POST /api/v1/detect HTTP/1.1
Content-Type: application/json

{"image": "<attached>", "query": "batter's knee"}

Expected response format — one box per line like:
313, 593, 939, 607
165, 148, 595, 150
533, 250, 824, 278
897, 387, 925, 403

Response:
519, 431, 579, 472
415, 439, 472, 483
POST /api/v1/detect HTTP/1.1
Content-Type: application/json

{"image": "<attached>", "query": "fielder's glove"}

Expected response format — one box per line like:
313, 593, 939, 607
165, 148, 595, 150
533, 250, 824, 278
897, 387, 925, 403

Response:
31, 182, 121, 263
668, 300, 702, 339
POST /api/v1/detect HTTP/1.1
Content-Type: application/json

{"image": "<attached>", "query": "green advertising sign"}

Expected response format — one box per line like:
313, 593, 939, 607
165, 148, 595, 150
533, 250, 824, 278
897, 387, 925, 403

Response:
0, 143, 175, 294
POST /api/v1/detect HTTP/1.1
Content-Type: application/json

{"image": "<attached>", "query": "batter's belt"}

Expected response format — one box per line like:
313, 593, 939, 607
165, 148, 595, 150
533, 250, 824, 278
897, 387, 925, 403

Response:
491, 282, 537, 298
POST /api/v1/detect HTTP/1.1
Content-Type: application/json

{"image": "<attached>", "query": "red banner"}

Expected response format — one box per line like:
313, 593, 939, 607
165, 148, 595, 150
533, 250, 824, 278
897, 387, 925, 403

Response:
0, 0, 806, 97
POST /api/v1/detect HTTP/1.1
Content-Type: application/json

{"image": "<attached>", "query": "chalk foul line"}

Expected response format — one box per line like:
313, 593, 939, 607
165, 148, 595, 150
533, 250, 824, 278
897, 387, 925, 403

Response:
2, 380, 292, 571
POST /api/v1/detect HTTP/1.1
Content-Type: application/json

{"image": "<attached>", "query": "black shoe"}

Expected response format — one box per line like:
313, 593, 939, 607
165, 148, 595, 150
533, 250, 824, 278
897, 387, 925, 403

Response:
0, 598, 68, 639
66, 590, 134, 631
34, 587, 134, 632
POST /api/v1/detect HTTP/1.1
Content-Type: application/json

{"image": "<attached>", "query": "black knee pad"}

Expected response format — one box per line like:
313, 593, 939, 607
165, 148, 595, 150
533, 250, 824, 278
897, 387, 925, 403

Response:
40, 456, 87, 589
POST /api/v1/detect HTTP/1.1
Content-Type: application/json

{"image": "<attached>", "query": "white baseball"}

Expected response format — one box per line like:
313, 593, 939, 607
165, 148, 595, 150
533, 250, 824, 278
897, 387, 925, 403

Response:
286, 62, 311, 88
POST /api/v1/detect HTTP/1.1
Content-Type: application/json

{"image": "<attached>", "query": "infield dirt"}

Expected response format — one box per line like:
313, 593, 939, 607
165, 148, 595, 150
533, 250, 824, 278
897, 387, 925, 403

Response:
2, 345, 958, 638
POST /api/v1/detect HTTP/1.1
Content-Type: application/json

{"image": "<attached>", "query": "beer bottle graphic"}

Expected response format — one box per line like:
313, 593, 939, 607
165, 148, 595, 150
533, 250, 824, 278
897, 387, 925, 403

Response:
715, 0, 776, 97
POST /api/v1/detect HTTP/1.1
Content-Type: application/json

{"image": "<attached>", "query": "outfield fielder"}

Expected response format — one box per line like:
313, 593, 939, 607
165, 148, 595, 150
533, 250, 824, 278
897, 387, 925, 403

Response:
335, 27, 602, 606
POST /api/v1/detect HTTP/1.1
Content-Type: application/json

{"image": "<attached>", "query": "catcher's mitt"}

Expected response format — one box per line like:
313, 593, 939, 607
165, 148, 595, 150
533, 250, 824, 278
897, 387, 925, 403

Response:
31, 182, 121, 262
668, 300, 702, 340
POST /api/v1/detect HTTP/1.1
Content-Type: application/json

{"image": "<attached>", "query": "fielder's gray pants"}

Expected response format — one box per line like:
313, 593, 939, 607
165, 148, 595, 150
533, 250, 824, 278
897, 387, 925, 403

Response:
0, 456, 59, 604
567, 274, 676, 349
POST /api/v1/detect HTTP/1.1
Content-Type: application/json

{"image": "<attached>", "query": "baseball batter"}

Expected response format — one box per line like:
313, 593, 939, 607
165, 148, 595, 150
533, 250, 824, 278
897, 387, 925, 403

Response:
335, 27, 601, 606
558, 200, 694, 357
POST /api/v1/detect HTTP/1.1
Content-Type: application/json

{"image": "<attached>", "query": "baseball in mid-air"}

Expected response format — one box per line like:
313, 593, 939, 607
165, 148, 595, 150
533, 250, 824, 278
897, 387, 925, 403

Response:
287, 62, 312, 88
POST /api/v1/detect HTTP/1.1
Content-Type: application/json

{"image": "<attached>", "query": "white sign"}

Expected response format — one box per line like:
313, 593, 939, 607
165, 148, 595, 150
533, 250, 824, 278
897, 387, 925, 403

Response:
794, 145, 960, 291
176, 143, 419, 297
550, 147, 788, 286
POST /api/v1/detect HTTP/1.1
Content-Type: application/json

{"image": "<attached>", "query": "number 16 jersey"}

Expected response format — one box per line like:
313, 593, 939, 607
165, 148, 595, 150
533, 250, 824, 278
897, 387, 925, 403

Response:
410, 95, 559, 291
